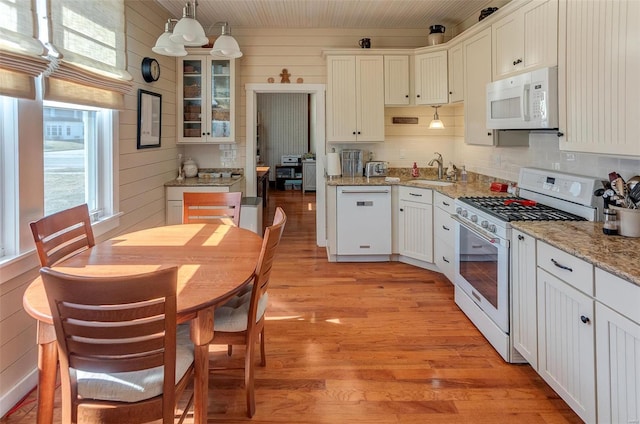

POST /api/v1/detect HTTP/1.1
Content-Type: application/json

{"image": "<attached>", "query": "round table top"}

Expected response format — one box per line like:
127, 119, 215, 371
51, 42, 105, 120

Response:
23, 223, 263, 324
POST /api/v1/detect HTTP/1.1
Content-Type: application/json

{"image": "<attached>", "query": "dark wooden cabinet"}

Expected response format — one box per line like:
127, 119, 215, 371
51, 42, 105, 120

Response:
275, 164, 302, 190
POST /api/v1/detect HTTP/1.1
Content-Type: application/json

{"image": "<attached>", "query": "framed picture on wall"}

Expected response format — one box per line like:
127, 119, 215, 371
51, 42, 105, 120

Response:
137, 89, 161, 149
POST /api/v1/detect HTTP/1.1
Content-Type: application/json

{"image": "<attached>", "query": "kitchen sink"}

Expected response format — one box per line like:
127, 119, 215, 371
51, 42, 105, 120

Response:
412, 180, 454, 187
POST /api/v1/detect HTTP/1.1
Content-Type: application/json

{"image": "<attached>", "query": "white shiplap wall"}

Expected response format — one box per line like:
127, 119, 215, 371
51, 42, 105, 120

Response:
0, 1, 177, 414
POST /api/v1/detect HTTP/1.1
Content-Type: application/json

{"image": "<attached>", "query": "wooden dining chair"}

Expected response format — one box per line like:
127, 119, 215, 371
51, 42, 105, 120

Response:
40, 266, 194, 424
182, 191, 242, 226
29, 203, 95, 267
210, 206, 287, 417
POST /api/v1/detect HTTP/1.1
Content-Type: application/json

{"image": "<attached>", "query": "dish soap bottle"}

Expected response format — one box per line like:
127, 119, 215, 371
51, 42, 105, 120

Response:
460, 165, 468, 182
411, 162, 419, 178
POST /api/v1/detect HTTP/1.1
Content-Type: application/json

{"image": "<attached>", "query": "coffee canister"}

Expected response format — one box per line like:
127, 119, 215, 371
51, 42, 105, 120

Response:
427, 25, 445, 45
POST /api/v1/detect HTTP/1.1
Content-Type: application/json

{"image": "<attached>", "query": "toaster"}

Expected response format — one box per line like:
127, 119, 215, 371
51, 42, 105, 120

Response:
364, 161, 388, 177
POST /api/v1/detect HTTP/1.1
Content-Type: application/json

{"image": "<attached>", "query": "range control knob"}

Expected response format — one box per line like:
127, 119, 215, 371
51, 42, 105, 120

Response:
481, 220, 488, 228
456, 207, 462, 214
470, 215, 478, 223
488, 224, 497, 233
461, 209, 468, 218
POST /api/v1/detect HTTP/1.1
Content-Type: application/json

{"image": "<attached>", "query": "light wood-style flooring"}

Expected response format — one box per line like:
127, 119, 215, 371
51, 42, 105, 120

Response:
3, 188, 582, 423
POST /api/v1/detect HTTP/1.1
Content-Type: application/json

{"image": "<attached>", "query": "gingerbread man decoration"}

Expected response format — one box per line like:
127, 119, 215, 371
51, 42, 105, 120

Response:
280, 68, 291, 83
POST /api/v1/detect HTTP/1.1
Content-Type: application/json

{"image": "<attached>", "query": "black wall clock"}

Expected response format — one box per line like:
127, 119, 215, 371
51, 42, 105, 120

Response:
141, 57, 160, 82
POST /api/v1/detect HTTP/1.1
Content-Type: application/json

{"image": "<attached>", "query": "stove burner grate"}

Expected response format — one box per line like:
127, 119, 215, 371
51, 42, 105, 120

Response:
458, 196, 586, 222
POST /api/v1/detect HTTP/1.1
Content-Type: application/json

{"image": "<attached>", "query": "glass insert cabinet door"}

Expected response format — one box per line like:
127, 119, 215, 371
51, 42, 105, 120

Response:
179, 55, 235, 143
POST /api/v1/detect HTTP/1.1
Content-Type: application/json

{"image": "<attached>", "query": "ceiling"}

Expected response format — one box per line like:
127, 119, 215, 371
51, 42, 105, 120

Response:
154, 0, 504, 31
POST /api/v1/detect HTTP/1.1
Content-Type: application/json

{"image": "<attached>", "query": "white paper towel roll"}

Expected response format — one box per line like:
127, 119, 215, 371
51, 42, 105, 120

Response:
327, 152, 341, 177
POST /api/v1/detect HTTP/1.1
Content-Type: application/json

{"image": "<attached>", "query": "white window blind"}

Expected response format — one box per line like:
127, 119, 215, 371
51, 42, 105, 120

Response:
45, 0, 132, 109
0, 0, 48, 99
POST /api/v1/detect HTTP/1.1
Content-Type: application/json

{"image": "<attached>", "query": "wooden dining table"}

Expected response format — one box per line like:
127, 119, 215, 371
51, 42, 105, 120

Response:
22, 223, 263, 424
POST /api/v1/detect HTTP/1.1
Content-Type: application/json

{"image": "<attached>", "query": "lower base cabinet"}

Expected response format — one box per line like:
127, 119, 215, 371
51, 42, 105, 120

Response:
398, 186, 433, 263
595, 268, 640, 424
511, 229, 538, 368
433, 192, 455, 282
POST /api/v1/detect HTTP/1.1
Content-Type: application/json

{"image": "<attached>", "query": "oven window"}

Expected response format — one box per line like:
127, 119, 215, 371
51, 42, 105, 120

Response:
458, 226, 498, 308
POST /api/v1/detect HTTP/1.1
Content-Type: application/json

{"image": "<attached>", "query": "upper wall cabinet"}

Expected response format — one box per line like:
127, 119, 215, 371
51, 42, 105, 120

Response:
177, 54, 235, 143
327, 55, 385, 143
384, 55, 410, 106
558, 0, 640, 156
448, 43, 464, 103
414, 51, 448, 105
492, 0, 558, 80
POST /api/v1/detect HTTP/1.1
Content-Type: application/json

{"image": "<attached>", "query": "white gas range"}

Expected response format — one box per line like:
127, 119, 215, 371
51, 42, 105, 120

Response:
452, 167, 602, 363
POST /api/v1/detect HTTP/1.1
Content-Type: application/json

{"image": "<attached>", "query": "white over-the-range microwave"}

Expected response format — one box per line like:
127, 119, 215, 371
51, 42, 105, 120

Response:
486, 66, 558, 130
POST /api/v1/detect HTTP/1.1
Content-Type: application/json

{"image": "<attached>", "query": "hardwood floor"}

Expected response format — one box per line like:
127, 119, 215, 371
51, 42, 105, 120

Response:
3, 188, 582, 423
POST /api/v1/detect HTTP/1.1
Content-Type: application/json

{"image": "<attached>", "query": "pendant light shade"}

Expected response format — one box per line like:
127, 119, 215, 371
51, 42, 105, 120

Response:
429, 105, 445, 129
210, 22, 243, 58
152, 20, 187, 57
169, 2, 208, 46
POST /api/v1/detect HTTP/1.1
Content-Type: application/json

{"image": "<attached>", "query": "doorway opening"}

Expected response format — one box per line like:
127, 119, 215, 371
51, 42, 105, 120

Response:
245, 83, 326, 247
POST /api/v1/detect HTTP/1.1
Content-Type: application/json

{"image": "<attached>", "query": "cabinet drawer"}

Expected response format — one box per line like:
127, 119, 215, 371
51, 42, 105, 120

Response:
434, 191, 455, 214
399, 186, 432, 204
595, 268, 640, 324
434, 206, 454, 239
537, 241, 593, 296
166, 185, 231, 201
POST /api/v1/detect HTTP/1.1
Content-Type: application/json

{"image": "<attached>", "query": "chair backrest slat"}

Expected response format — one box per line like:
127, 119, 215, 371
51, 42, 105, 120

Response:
247, 207, 286, 330
30, 204, 95, 267
41, 266, 178, 376
183, 192, 242, 226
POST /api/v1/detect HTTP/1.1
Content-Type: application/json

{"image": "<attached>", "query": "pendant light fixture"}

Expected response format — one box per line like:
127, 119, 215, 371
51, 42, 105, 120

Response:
170, 1, 208, 46
153, 2, 243, 59
210, 22, 243, 58
152, 19, 188, 57
429, 105, 445, 129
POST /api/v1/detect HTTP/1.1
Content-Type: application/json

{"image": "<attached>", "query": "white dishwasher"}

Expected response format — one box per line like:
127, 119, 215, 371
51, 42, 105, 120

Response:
336, 186, 391, 255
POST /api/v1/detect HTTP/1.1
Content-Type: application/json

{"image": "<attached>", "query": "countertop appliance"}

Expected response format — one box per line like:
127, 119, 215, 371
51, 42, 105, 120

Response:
452, 167, 601, 363
364, 161, 388, 177
281, 155, 301, 165
486, 66, 558, 130
341, 149, 363, 177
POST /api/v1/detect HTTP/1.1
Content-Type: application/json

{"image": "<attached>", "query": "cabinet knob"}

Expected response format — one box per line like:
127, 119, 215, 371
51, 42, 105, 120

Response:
353, 131, 356, 135
416, 94, 421, 98
518, 234, 524, 241
449, 91, 453, 95
513, 58, 523, 65
557, 131, 564, 137
405, 94, 409, 98
580, 315, 590, 324
487, 132, 492, 136
400, 208, 404, 212
357, 131, 361, 135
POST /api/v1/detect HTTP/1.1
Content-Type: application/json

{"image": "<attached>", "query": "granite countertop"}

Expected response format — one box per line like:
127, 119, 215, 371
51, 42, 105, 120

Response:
511, 221, 640, 287
165, 175, 244, 187
327, 169, 640, 288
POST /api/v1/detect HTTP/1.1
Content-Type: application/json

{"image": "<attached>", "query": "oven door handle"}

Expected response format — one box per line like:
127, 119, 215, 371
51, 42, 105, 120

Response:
451, 215, 509, 247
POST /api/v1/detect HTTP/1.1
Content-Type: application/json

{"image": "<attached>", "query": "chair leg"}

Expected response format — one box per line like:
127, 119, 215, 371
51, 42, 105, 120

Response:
245, 341, 256, 418
260, 327, 266, 366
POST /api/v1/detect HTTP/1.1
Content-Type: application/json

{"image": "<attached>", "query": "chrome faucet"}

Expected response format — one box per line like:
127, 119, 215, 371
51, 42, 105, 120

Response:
428, 152, 444, 180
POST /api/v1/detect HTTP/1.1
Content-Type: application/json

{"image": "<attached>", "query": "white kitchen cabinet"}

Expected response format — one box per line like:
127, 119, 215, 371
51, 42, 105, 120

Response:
511, 229, 538, 368
302, 160, 316, 193
398, 186, 433, 263
536, 242, 596, 424
558, 0, 640, 156
463, 27, 494, 145
447, 43, 464, 103
433, 191, 455, 282
384, 55, 410, 106
326, 55, 385, 143
594, 268, 640, 424
177, 54, 235, 143
414, 51, 448, 105
336, 186, 391, 256
166, 182, 243, 225
492, 0, 558, 80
